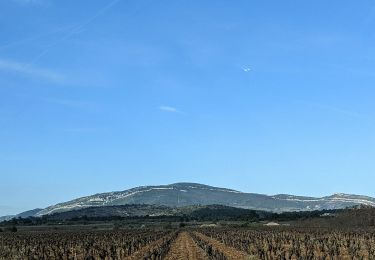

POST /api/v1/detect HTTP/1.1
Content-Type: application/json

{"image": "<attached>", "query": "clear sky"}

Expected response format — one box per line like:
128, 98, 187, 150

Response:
1, 0, 375, 215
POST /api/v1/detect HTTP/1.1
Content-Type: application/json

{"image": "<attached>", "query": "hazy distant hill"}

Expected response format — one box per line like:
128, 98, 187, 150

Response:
0, 215, 14, 222
45, 204, 177, 220
16, 208, 43, 218
43, 204, 260, 221
32, 183, 375, 216
0, 208, 43, 222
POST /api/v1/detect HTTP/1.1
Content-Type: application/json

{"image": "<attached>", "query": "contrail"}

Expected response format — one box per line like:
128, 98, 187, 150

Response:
294, 99, 363, 119
27, 0, 122, 67
0, 25, 75, 51
0, 0, 158, 137
0, 0, 123, 131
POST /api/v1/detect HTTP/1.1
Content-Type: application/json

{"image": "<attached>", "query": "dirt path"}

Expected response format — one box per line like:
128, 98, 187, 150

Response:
164, 231, 208, 260
124, 233, 176, 260
192, 231, 251, 260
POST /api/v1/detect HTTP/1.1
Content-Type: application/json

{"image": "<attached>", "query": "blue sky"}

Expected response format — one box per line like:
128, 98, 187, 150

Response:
1, 0, 375, 215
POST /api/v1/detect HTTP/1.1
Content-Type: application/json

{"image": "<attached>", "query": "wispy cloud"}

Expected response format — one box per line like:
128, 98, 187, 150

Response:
25, 0, 121, 65
44, 98, 95, 110
297, 100, 363, 119
0, 26, 75, 51
158, 105, 185, 114
0, 58, 65, 83
241, 66, 251, 72
159, 106, 178, 113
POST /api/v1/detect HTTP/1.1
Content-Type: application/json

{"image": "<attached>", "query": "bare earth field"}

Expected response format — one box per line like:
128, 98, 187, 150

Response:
165, 232, 207, 260
1, 227, 375, 259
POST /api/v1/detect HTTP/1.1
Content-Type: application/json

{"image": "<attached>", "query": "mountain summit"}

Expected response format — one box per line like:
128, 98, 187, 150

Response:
34, 183, 375, 216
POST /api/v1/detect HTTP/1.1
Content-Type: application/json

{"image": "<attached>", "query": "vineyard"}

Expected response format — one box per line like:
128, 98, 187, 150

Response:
1, 227, 375, 259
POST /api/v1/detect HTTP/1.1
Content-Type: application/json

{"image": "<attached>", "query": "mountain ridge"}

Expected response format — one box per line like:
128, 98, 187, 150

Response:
34, 183, 375, 216
3, 183, 375, 219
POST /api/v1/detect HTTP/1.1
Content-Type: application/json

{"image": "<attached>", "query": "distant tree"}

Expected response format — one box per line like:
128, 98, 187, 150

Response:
165, 222, 173, 229
10, 226, 17, 232
113, 222, 121, 230
179, 222, 186, 228
241, 221, 251, 227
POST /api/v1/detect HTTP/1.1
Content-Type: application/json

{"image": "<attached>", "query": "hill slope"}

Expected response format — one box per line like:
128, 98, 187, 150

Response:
42, 204, 260, 221
34, 183, 375, 216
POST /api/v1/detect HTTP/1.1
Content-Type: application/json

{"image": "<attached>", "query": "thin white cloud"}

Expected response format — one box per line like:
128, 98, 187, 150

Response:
0, 58, 65, 83
26, 0, 120, 65
159, 106, 178, 113
159, 105, 184, 114
44, 98, 95, 109
0, 26, 75, 51
241, 66, 251, 72
298, 100, 362, 119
